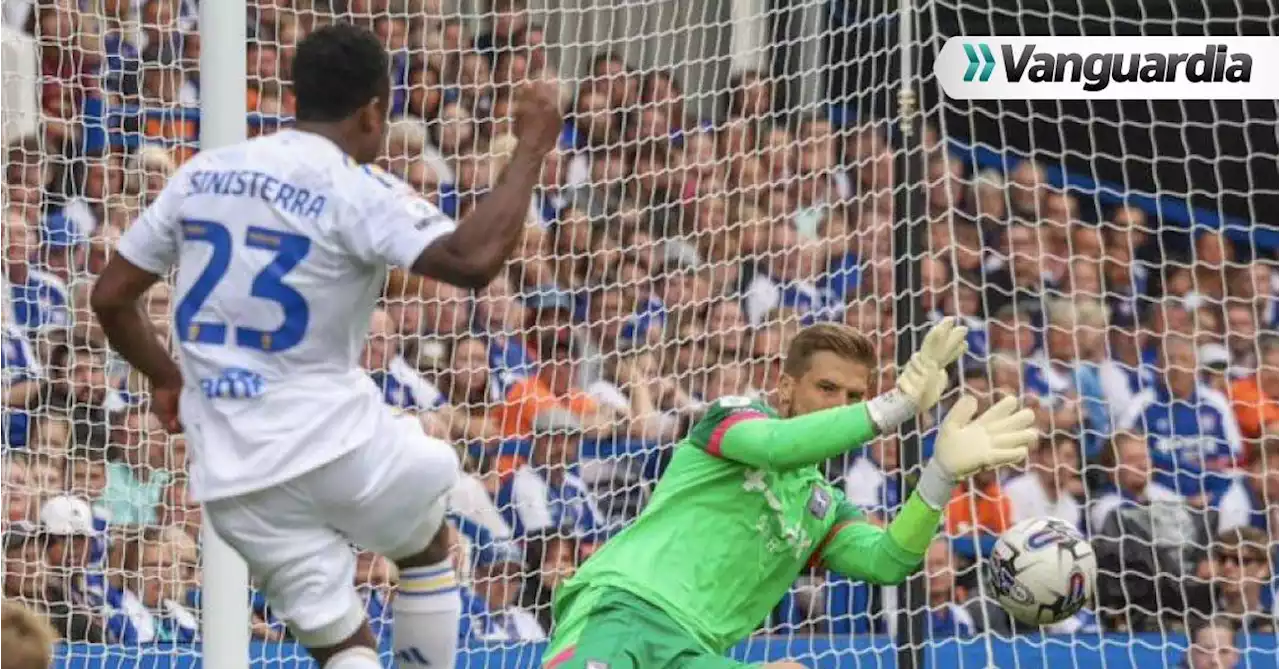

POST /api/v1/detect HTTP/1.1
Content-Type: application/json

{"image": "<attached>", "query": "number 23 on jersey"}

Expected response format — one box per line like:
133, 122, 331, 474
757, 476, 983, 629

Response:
176, 219, 311, 352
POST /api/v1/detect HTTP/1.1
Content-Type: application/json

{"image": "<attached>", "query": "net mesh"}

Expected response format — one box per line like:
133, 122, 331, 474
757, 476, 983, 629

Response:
1, 0, 1277, 667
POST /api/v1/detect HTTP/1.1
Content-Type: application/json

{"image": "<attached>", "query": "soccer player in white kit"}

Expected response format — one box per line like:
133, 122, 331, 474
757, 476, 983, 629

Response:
90, 23, 564, 669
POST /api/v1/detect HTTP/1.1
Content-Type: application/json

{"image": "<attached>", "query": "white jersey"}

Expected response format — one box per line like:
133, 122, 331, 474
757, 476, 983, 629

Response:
115, 129, 456, 502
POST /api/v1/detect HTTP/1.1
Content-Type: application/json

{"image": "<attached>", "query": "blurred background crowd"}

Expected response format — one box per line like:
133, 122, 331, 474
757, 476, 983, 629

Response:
1, 0, 1277, 657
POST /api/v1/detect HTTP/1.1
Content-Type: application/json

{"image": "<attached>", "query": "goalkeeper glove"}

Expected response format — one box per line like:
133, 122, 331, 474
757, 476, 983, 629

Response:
915, 395, 1038, 509
866, 316, 969, 433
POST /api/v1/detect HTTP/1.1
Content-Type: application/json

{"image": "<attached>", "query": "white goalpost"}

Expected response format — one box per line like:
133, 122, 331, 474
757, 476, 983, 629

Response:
197, 2, 251, 668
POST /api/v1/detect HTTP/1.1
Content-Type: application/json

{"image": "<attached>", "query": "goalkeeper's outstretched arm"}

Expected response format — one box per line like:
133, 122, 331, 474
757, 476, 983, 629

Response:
716, 318, 971, 470
814, 395, 1038, 584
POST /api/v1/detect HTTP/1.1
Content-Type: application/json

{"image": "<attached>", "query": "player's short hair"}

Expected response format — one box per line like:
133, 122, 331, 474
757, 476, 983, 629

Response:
782, 323, 876, 377
292, 22, 390, 122
1, 600, 57, 669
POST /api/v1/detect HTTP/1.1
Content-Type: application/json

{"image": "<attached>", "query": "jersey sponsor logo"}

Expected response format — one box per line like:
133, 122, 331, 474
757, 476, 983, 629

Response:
586, 661, 610, 669
198, 367, 267, 400
717, 395, 754, 408
808, 485, 831, 519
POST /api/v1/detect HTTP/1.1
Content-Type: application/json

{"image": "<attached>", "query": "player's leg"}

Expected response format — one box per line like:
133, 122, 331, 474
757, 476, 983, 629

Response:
386, 511, 461, 669
204, 487, 381, 669
328, 415, 462, 669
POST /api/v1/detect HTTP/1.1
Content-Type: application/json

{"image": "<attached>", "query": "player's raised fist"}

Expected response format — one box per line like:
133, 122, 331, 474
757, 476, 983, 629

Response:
513, 80, 565, 155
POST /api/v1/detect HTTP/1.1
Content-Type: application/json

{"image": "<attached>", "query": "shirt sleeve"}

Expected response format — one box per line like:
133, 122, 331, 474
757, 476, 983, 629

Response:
114, 168, 188, 275
336, 166, 457, 269
815, 493, 943, 584
685, 396, 878, 470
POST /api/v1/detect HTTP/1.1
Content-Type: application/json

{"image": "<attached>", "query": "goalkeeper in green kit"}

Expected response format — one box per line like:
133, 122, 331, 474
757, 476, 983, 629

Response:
542, 318, 1038, 669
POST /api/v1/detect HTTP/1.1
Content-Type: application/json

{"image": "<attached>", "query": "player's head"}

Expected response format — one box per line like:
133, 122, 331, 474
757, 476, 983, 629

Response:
1, 600, 57, 669
775, 323, 875, 418
292, 22, 391, 163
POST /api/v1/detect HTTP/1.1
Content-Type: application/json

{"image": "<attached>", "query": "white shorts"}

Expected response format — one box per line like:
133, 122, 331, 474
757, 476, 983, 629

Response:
204, 412, 459, 640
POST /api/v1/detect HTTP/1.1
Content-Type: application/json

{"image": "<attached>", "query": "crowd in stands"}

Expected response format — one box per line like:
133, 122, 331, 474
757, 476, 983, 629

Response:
1, 0, 1277, 658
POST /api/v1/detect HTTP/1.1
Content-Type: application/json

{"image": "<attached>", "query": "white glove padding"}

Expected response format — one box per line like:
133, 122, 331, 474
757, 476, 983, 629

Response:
915, 395, 1039, 509
866, 317, 969, 432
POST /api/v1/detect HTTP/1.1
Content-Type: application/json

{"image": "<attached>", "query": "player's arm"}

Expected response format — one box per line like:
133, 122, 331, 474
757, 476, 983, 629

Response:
814, 395, 1037, 583
409, 82, 562, 288
710, 319, 971, 470
90, 170, 185, 394
343, 82, 562, 289
811, 495, 940, 584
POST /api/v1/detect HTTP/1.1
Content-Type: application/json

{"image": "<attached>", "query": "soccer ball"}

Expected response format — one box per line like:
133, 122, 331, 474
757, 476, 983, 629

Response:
987, 517, 1096, 626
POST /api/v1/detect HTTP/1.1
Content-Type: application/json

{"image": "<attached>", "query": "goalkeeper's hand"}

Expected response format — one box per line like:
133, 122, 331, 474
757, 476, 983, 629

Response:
915, 395, 1038, 509
866, 317, 969, 433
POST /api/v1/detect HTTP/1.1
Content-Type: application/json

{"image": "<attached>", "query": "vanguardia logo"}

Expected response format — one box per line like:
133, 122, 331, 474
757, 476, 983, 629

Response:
968, 42, 1253, 92
938, 37, 1277, 100
963, 43, 997, 82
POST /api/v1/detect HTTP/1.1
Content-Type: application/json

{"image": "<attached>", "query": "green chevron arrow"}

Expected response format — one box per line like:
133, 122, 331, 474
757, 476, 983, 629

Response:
962, 43, 997, 82
963, 43, 981, 81
978, 43, 996, 81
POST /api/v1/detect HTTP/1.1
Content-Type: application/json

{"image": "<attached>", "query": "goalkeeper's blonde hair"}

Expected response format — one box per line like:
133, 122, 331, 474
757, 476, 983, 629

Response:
782, 323, 876, 377
2, 599, 57, 669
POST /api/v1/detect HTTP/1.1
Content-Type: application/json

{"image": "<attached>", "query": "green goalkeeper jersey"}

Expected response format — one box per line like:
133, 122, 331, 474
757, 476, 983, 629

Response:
547, 396, 943, 657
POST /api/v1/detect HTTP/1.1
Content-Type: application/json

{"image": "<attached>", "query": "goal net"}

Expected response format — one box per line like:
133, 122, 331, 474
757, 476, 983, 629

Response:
2, 0, 1276, 667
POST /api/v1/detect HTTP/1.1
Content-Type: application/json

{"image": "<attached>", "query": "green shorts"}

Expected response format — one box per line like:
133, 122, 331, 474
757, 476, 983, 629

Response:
542, 587, 752, 669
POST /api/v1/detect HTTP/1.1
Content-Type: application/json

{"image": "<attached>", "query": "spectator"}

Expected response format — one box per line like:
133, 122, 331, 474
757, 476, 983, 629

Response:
1026, 297, 1110, 444
744, 323, 787, 397
519, 528, 579, 634
944, 467, 1011, 541
1230, 333, 1279, 443
469, 536, 545, 641
1093, 434, 1214, 631
726, 69, 773, 121
1218, 441, 1278, 537
493, 288, 619, 439
1089, 431, 1182, 532
65, 445, 110, 519
985, 220, 1054, 319
1120, 335, 1244, 506
433, 335, 506, 447
5, 206, 72, 333
3, 325, 44, 447
106, 526, 199, 642
363, 307, 443, 413
922, 538, 1009, 638
841, 433, 901, 525
1196, 526, 1274, 632
1198, 342, 1235, 399
36, 495, 108, 642
497, 409, 604, 547
1003, 433, 1085, 528
1179, 617, 1241, 669
1, 599, 58, 669
102, 408, 178, 525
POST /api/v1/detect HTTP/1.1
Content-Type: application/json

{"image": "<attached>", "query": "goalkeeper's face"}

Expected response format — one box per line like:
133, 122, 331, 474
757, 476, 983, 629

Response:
777, 351, 870, 418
